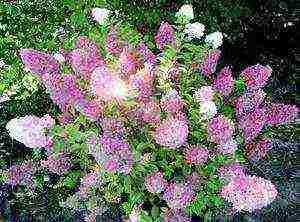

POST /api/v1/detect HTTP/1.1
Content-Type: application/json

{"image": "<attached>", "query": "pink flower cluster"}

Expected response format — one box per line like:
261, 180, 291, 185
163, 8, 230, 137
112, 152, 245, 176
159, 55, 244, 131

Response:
184, 146, 209, 165
220, 175, 278, 212
208, 115, 234, 144
200, 49, 221, 77
155, 22, 176, 50
213, 66, 234, 97
41, 153, 72, 175
5, 162, 35, 187
163, 182, 195, 210
154, 117, 189, 149
145, 171, 167, 193
6, 114, 54, 149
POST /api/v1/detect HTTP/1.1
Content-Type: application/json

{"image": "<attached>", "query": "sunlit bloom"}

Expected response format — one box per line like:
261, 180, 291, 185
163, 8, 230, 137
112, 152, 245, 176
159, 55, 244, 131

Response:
235, 89, 266, 118
199, 100, 218, 120
41, 153, 72, 175
74, 99, 103, 121
20, 49, 60, 76
185, 22, 205, 39
163, 209, 191, 222
176, 4, 194, 21
91, 65, 130, 102
91, 8, 110, 25
154, 117, 189, 149
217, 139, 238, 155
69, 36, 104, 79
246, 138, 272, 162
266, 103, 298, 126
145, 172, 167, 193
238, 107, 267, 142
155, 22, 176, 50
200, 50, 221, 76
205, 32, 223, 49
220, 175, 278, 212
194, 86, 214, 103
213, 66, 234, 97
240, 64, 272, 90
163, 182, 195, 210
208, 115, 234, 144
184, 146, 209, 165
6, 115, 55, 148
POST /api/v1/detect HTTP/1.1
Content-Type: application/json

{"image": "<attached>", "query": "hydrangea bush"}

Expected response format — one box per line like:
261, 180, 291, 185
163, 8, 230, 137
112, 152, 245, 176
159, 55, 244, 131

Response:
2, 4, 298, 221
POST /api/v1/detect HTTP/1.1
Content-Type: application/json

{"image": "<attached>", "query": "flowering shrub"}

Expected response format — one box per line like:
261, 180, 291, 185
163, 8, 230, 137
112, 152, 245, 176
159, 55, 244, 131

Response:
2, 4, 298, 221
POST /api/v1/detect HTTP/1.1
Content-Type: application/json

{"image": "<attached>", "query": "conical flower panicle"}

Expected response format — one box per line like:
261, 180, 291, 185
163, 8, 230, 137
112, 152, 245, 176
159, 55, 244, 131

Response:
213, 66, 234, 97
155, 22, 176, 50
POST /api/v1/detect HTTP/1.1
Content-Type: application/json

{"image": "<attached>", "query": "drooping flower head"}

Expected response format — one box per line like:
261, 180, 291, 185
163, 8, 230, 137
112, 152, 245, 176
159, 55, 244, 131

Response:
6, 115, 55, 148
154, 117, 189, 149
145, 172, 167, 193
184, 146, 209, 165
208, 115, 234, 144
163, 182, 195, 210
20, 49, 60, 76
266, 103, 298, 126
240, 64, 272, 90
200, 49, 221, 76
155, 22, 176, 50
213, 66, 234, 97
220, 175, 278, 212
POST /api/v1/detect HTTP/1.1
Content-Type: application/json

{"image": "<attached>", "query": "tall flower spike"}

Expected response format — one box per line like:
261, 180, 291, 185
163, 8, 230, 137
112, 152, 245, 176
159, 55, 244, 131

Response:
69, 36, 104, 79
20, 49, 60, 76
238, 107, 267, 142
266, 103, 298, 126
154, 117, 188, 149
200, 49, 221, 77
213, 66, 234, 97
208, 115, 234, 144
155, 22, 176, 50
240, 64, 272, 90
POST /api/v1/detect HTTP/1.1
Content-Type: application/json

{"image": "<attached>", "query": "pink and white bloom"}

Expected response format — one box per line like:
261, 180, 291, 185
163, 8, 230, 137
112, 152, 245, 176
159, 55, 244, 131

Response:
185, 22, 205, 39
199, 100, 218, 120
6, 115, 55, 148
194, 86, 214, 103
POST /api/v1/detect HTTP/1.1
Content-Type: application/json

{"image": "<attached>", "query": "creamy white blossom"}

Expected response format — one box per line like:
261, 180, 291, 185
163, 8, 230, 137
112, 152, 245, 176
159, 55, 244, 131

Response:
205, 31, 223, 49
91, 8, 110, 25
176, 4, 194, 21
53, 52, 65, 63
199, 101, 217, 120
185, 22, 205, 39
6, 115, 55, 148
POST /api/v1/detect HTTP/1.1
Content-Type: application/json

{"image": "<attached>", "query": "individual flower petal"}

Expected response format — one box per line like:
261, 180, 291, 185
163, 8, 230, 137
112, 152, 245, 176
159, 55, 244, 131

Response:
213, 66, 234, 97
20, 49, 60, 76
154, 117, 189, 149
200, 50, 221, 76
205, 32, 223, 49
240, 64, 272, 90
220, 175, 278, 212
155, 22, 176, 50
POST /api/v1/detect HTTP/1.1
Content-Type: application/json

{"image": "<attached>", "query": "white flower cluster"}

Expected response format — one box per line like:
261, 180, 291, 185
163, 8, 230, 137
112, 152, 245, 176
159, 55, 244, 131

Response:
6, 115, 55, 148
91, 8, 110, 25
177, 5, 223, 48
194, 86, 217, 120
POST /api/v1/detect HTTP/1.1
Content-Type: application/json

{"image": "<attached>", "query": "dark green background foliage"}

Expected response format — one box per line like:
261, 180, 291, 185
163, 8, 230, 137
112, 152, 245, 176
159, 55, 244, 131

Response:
0, 0, 297, 221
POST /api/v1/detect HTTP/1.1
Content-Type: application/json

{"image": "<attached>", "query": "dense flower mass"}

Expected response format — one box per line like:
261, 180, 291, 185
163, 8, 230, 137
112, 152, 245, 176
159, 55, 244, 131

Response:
220, 175, 278, 212
6, 115, 54, 148
154, 117, 189, 148
145, 172, 167, 193
163, 182, 195, 210
7, 4, 297, 220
